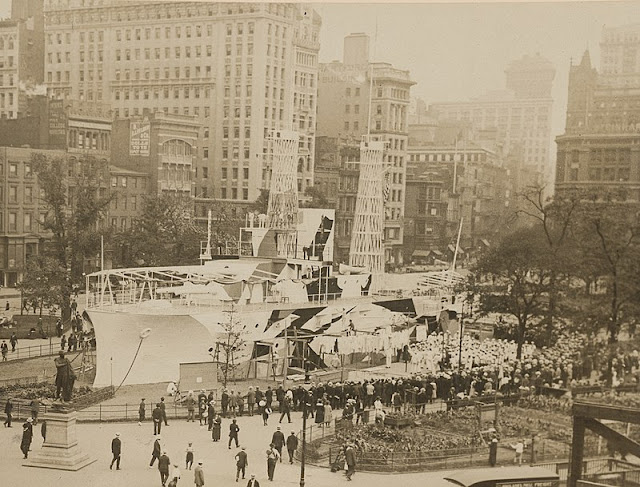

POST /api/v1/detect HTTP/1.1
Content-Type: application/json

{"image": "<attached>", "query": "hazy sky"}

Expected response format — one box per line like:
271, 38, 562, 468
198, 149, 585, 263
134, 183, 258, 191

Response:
2, 1, 640, 141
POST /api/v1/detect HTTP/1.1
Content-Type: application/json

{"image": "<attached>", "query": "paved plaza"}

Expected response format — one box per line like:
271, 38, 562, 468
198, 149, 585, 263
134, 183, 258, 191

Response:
0, 411, 455, 487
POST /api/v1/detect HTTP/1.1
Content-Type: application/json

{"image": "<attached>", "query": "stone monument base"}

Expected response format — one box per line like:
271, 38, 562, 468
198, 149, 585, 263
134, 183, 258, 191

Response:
23, 409, 96, 471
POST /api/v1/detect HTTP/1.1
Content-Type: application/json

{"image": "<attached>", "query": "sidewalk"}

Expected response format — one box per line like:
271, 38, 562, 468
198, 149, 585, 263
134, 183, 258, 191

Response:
0, 411, 457, 487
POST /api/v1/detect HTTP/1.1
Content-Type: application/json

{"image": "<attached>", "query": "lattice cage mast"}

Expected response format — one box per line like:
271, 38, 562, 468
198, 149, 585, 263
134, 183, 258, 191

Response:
349, 137, 387, 282
266, 130, 300, 258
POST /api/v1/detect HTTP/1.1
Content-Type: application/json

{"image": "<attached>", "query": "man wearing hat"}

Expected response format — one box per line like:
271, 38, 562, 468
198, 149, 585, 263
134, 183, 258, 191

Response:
286, 431, 298, 464
110, 432, 121, 470
235, 446, 248, 481
194, 460, 205, 487
344, 443, 356, 481
247, 473, 260, 487
158, 450, 171, 486
20, 417, 33, 459
153, 403, 163, 435
149, 435, 162, 467
271, 426, 285, 462
266, 443, 280, 480
138, 398, 146, 424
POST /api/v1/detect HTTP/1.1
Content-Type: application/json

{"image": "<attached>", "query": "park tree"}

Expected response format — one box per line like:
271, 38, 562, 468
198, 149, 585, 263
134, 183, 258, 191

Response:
517, 186, 582, 342
31, 152, 112, 318
465, 226, 553, 358
18, 255, 67, 317
211, 305, 245, 387
301, 186, 330, 208
113, 193, 204, 267
251, 189, 270, 215
569, 192, 640, 343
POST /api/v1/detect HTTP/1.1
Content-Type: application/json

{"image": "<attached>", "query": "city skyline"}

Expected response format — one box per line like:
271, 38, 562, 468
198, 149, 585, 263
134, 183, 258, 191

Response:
3, 0, 640, 146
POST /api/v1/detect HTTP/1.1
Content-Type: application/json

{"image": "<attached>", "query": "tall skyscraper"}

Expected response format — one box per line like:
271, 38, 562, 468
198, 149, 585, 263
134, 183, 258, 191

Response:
0, 0, 44, 119
316, 33, 415, 266
556, 25, 640, 200
431, 54, 555, 189
42, 0, 320, 214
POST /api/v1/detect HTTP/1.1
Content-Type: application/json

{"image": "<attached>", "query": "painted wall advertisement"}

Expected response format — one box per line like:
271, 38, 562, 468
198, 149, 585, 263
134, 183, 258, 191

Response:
48, 99, 67, 149
130, 119, 150, 156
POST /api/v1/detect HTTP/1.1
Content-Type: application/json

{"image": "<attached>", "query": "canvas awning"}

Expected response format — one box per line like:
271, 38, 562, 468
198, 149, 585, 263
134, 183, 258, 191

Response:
412, 250, 431, 258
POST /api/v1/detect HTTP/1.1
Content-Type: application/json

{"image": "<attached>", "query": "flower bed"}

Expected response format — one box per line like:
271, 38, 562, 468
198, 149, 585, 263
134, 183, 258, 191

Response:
0, 381, 92, 400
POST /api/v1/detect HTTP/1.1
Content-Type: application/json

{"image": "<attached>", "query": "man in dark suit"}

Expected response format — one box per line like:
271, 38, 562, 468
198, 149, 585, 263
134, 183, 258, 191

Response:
286, 431, 299, 464
345, 444, 356, 481
247, 473, 260, 487
110, 432, 121, 470
153, 403, 163, 435
271, 427, 285, 462
149, 435, 162, 467
158, 450, 171, 486
160, 397, 169, 426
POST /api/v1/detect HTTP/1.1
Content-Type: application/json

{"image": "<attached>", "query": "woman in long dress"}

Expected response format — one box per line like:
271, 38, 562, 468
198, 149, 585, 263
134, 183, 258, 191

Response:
212, 415, 222, 442
314, 401, 325, 425
323, 402, 333, 427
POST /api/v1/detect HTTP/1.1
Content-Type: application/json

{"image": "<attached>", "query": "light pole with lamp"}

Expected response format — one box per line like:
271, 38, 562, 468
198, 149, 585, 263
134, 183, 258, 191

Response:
299, 340, 309, 487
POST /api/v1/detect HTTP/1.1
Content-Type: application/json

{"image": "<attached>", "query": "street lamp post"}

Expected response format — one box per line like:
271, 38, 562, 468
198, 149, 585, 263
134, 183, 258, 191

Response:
300, 397, 307, 487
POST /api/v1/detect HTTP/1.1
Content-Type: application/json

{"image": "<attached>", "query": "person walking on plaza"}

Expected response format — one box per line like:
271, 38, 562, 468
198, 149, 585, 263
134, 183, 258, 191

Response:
198, 391, 207, 425
247, 473, 260, 487
9, 332, 17, 352
169, 464, 181, 487
186, 442, 194, 470
150, 435, 162, 467
236, 391, 244, 416
30, 397, 40, 424
20, 418, 33, 459
1, 340, 7, 361
4, 397, 13, 427
266, 443, 279, 481
489, 438, 498, 467
194, 460, 205, 487
344, 444, 356, 481
185, 391, 196, 422
139, 398, 146, 424
235, 446, 248, 481
229, 418, 240, 449
271, 427, 285, 462
153, 403, 163, 435
212, 414, 222, 442
511, 439, 524, 465
110, 432, 121, 470
158, 451, 171, 486
160, 397, 169, 426
278, 394, 291, 423
5, 300, 9, 311
60, 334, 67, 351
207, 401, 215, 431
222, 389, 230, 417
286, 431, 298, 464
261, 402, 271, 426
247, 387, 256, 416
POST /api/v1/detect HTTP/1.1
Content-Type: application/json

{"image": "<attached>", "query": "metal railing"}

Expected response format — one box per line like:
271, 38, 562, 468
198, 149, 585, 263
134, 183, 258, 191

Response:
0, 342, 61, 361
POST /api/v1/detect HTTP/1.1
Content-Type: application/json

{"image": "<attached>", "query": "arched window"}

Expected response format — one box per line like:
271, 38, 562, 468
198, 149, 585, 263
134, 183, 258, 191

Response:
162, 139, 192, 157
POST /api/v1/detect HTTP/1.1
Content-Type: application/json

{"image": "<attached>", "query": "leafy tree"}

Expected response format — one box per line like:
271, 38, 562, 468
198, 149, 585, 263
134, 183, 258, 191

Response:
301, 186, 330, 208
31, 153, 112, 318
517, 186, 581, 342
213, 305, 244, 387
569, 193, 640, 343
251, 189, 270, 214
465, 226, 553, 358
113, 193, 204, 267
18, 256, 67, 317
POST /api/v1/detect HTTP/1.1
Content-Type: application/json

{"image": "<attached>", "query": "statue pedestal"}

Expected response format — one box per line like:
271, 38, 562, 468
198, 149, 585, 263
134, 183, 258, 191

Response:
23, 410, 96, 471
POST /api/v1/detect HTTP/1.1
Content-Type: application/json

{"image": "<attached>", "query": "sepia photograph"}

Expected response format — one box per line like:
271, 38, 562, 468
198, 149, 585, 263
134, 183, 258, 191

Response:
1, 0, 640, 486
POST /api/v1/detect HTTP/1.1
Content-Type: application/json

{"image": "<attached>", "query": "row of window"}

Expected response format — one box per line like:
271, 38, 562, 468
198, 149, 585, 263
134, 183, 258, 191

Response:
1, 162, 33, 178
115, 45, 214, 61
0, 92, 15, 109
114, 106, 211, 119
219, 187, 249, 200
0, 74, 15, 87
0, 36, 15, 50
2, 212, 39, 233
409, 152, 486, 163
0, 56, 15, 68
4, 185, 35, 204
115, 86, 211, 101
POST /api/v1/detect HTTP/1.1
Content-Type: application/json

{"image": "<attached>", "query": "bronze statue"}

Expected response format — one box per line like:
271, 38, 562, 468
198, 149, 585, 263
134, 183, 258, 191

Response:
54, 351, 76, 403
